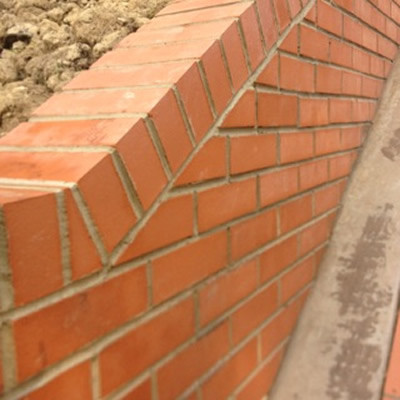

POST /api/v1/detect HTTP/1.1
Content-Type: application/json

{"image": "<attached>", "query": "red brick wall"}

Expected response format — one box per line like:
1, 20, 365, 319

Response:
0, 0, 399, 398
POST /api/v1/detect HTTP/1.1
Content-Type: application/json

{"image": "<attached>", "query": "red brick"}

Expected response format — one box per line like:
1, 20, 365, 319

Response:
231, 209, 278, 260
231, 284, 279, 343
330, 39, 353, 68
315, 128, 342, 155
240, 5, 265, 70
175, 137, 226, 186
159, 0, 237, 15
370, 55, 385, 77
202, 339, 258, 400
0, 190, 63, 306
33, 87, 170, 117
236, 350, 283, 400
281, 256, 314, 302
299, 159, 329, 190
273, 0, 291, 31
299, 216, 330, 256
342, 71, 362, 95
280, 55, 315, 92
280, 195, 313, 234
353, 100, 372, 122
158, 323, 230, 400
117, 119, 167, 209
334, 0, 355, 12
260, 293, 306, 357
315, 183, 341, 215
221, 22, 249, 91
344, 16, 377, 51
230, 134, 277, 174
93, 39, 216, 67
0, 152, 105, 182
362, 76, 383, 98
65, 61, 193, 90
100, 298, 195, 396
329, 153, 356, 179
329, 98, 353, 124
287, 0, 302, 17
300, 25, 330, 61
65, 190, 102, 280
117, 19, 234, 47
384, 311, 400, 396
280, 131, 314, 163
121, 379, 152, 400
256, 0, 279, 49
316, 65, 342, 94
256, 54, 279, 87
0, 118, 140, 148
176, 63, 214, 141
199, 259, 258, 326
198, 178, 257, 231
142, 3, 252, 31
305, 4, 317, 22
317, 0, 343, 36
14, 266, 147, 381
393, 3, 400, 23
79, 154, 137, 253
260, 167, 299, 207
150, 90, 193, 173
341, 126, 363, 150
300, 98, 329, 127
118, 195, 193, 263
21, 362, 92, 400
378, 34, 398, 59
258, 92, 298, 127
279, 27, 298, 53
352, 47, 370, 74
202, 41, 233, 114
152, 231, 228, 304
361, 19, 380, 54
259, 235, 298, 284
221, 90, 256, 128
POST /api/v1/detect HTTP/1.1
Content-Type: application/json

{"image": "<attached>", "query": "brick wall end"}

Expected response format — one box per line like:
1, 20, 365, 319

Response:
0, 0, 399, 398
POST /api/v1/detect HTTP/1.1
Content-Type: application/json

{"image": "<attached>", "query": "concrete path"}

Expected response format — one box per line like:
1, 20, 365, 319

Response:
270, 55, 400, 400
382, 311, 400, 400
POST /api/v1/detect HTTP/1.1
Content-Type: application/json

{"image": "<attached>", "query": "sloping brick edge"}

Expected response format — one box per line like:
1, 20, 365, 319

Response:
0, 0, 399, 398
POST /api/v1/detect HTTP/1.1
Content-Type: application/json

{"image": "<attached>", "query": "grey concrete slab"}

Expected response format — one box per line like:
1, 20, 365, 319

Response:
270, 55, 400, 400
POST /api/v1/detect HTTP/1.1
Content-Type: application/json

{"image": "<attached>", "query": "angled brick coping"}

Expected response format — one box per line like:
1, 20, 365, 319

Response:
0, 0, 399, 398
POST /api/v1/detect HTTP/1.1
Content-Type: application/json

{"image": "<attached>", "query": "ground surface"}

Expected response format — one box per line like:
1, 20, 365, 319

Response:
0, 0, 169, 135
382, 310, 400, 399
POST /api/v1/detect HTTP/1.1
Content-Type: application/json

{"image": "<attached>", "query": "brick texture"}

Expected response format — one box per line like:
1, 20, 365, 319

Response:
0, 0, 397, 398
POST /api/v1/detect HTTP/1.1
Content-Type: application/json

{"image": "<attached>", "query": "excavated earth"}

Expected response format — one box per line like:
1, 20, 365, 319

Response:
0, 0, 170, 135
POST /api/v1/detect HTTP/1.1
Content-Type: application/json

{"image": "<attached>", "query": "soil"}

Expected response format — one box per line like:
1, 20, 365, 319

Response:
0, 0, 170, 135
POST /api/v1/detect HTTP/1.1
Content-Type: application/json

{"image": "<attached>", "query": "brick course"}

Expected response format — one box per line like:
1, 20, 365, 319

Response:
0, 0, 398, 398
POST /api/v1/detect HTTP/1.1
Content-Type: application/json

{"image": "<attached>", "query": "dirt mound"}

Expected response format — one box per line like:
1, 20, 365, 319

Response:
0, 0, 169, 135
